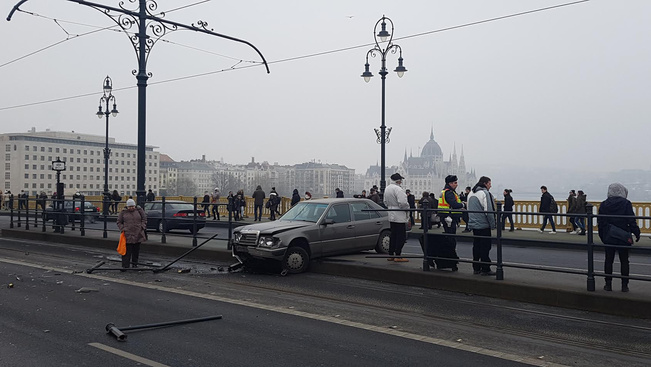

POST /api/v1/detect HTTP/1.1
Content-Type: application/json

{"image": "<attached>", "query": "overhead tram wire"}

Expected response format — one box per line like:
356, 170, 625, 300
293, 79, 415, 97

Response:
0, 0, 590, 112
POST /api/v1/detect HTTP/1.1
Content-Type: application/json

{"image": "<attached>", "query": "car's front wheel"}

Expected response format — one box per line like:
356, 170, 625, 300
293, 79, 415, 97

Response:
375, 230, 391, 253
282, 246, 310, 274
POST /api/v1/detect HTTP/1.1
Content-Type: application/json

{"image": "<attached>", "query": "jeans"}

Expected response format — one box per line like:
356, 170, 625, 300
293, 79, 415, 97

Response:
605, 246, 629, 285
211, 205, 220, 220
472, 228, 492, 272
389, 222, 407, 256
574, 217, 585, 231
541, 214, 556, 231
254, 204, 263, 221
502, 213, 514, 230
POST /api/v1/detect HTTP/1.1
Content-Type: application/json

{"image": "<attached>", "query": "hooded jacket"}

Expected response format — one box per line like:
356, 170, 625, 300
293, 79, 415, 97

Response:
467, 185, 496, 230
597, 183, 640, 242
383, 180, 409, 223
291, 189, 301, 206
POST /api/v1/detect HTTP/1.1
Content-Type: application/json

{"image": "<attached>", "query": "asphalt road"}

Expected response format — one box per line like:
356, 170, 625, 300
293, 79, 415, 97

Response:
1, 237, 650, 367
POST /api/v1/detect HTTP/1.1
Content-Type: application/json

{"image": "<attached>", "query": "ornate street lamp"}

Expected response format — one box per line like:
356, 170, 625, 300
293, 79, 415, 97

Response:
97, 76, 118, 238
361, 15, 407, 198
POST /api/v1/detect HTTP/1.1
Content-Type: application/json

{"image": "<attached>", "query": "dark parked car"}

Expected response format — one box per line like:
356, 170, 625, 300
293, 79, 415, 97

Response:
143, 201, 206, 233
45, 200, 100, 223
232, 198, 391, 273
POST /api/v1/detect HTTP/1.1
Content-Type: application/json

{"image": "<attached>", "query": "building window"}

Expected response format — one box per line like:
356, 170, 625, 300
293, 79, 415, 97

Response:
40, 147, 45, 152
5, 154, 9, 161
40, 165, 45, 170
84, 150, 87, 155
5, 145, 11, 152
25, 145, 29, 151
48, 174, 52, 179
6, 173, 11, 179
24, 183, 28, 188
48, 147, 52, 152
5, 163, 9, 170
40, 174, 44, 179
33, 155, 37, 160
32, 174, 36, 179
32, 165, 36, 170
55, 148, 60, 153
77, 150, 81, 154
25, 155, 29, 160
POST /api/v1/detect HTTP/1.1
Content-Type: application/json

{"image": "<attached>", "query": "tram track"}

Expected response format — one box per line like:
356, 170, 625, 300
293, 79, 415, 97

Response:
2, 237, 651, 363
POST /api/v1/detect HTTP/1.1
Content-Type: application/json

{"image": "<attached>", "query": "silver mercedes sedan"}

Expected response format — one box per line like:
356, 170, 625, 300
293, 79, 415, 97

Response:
232, 198, 391, 273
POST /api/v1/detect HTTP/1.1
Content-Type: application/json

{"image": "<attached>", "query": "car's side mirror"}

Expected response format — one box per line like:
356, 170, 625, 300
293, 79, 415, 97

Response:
323, 218, 335, 225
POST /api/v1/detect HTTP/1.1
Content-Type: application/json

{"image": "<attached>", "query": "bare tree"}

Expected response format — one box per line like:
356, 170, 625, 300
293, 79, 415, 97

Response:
212, 172, 244, 194
176, 178, 198, 196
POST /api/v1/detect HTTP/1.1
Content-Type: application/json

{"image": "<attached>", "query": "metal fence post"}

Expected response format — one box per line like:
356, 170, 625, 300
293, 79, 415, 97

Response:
227, 205, 233, 250
103, 194, 108, 238
422, 207, 430, 272
25, 196, 30, 230
586, 203, 595, 291
10, 197, 14, 228
80, 196, 85, 236
192, 197, 198, 247
496, 202, 504, 280
41, 200, 46, 232
161, 196, 167, 244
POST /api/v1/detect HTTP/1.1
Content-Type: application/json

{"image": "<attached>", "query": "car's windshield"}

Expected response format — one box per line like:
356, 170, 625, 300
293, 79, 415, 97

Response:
167, 203, 195, 210
280, 202, 328, 223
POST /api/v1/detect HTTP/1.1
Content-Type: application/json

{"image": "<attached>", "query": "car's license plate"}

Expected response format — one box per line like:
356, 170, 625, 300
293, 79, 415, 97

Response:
235, 245, 249, 253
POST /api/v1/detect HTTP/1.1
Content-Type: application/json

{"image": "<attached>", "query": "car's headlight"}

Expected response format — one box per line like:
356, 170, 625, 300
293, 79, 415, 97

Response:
234, 233, 242, 243
257, 236, 278, 248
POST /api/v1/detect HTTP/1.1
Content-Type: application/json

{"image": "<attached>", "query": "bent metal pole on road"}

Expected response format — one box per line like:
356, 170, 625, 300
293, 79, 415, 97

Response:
7, 0, 270, 206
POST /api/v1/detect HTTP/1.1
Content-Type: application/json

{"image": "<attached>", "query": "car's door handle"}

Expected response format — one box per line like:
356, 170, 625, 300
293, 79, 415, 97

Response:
347, 225, 355, 229
375, 221, 383, 225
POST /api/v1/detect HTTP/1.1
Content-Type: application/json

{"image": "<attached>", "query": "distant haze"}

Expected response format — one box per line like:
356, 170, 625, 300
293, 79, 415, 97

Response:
1, 1, 650, 197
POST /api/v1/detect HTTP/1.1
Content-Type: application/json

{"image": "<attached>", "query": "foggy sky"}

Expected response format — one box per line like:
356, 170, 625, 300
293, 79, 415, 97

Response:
1, 0, 649, 182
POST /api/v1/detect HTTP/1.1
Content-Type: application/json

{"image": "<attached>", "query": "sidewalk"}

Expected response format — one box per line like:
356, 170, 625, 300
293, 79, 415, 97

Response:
2, 222, 650, 319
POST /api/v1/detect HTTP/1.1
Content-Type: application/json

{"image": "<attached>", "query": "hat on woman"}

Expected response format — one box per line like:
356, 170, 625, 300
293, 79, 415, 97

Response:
126, 199, 136, 207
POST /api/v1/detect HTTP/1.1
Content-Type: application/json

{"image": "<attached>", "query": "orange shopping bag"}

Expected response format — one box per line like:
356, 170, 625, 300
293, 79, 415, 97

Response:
117, 232, 127, 256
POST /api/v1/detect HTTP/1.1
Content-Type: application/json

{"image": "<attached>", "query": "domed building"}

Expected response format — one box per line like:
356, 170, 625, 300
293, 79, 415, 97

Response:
363, 128, 475, 198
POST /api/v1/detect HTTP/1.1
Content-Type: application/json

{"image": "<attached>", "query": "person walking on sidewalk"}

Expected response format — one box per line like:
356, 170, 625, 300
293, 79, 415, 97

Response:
539, 186, 557, 234
383, 173, 410, 262
567, 190, 578, 233
116, 199, 147, 269
598, 183, 640, 292
502, 189, 515, 232
467, 176, 497, 276
574, 190, 587, 235
252, 185, 265, 221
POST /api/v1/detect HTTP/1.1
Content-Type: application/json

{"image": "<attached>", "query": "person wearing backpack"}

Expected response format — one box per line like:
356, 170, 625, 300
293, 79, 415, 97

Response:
539, 185, 557, 234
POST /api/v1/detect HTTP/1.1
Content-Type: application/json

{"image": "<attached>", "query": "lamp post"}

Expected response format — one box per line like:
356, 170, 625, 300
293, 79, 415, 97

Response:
361, 15, 407, 198
97, 76, 118, 238
8, 0, 269, 208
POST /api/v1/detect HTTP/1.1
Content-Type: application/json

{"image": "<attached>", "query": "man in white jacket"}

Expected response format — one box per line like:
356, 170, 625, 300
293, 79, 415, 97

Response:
467, 176, 497, 276
383, 173, 410, 262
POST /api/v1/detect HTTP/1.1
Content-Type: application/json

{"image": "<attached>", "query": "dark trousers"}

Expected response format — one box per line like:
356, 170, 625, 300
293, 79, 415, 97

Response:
605, 246, 629, 285
269, 208, 276, 220
122, 242, 141, 268
254, 204, 263, 221
502, 213, 514, 230
472, 228, 492, 272
541, 214, 556, 231
442, 217, 458, 234
409, 210, 415, 226
211, 205, 220, 220
389, 222, 407, 256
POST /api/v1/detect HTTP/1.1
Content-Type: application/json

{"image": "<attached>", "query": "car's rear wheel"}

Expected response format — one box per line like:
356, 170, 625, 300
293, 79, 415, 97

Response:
282, 246, 310, 274
375, 230, 391, 253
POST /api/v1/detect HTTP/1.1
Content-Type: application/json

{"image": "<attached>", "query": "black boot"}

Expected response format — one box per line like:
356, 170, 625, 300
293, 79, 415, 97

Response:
604, 282, 612, 291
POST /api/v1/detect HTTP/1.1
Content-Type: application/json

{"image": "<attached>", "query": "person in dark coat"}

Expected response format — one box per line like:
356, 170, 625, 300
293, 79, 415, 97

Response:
539, 186, 556, 233
268, 192, 279, 220
335, 188, 344, 198
146, 189, 155, 202
460, 186, 471, 232
252, 185, 265, 221
368, 188, 381, 205
418, 191, 431, 230
201, 191, 211, 216
227, 191, 238, 220
291, 189, 301, 207
111, 190, 121, 214
116, 199, 147, 269
574, 190, 587, 235
502, 189, 515, 232
406, 189, 416, 227
597, 183, 640, 292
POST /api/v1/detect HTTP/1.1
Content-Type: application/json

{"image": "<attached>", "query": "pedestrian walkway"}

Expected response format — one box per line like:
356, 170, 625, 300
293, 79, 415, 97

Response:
1, 221, 650, 319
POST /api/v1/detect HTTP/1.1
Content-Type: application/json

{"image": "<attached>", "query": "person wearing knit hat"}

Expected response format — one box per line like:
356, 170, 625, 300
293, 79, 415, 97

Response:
383, 173, 410, 262
117, 198, 147, 269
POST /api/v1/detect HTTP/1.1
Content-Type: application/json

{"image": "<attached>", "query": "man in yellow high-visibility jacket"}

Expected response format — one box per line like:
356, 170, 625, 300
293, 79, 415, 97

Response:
438, 175, 464, 234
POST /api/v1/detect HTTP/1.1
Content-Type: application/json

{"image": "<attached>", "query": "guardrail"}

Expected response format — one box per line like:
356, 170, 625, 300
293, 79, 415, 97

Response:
6, 196, 236, 250
413, 202, 651, 292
